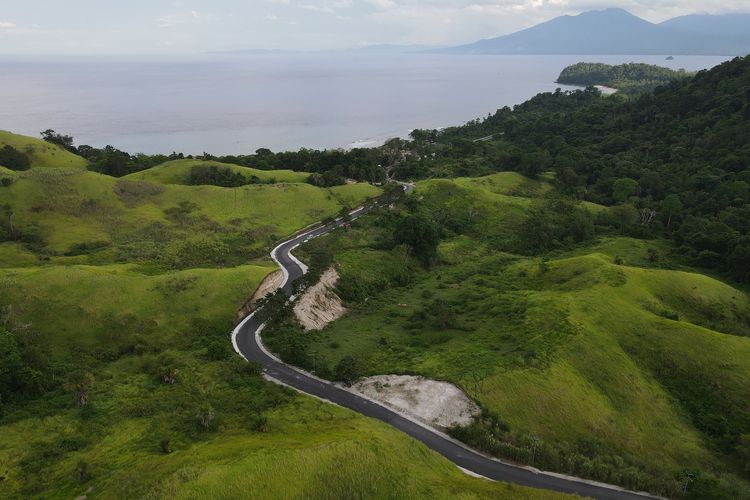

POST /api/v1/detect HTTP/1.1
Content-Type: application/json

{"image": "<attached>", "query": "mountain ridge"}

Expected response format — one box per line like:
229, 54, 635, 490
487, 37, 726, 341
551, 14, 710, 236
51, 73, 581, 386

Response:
441, 8, 750, 55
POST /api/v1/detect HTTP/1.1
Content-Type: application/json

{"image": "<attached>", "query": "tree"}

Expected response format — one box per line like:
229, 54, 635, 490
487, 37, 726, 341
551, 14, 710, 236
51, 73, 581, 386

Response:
381, 182, 406, 204
610, 204, 639, 233
0, 145, 31, 171
64, 371, 95, 407
40, 129, 75, 150
0, 328, 23, 401
334, 356, 359, 385
612, 178, 639, 203
2, 204, 13, 238
661, 194, 683, 231
394, 214, 440, 267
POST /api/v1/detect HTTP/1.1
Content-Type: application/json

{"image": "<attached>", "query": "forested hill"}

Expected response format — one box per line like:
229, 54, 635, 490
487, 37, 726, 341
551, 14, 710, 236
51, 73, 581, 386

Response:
404, 55, 750, 283
557, 62, 693, 95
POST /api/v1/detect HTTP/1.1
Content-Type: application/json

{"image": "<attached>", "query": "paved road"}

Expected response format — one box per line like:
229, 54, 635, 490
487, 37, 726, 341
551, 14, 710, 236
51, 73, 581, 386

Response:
232, 203, 657, 500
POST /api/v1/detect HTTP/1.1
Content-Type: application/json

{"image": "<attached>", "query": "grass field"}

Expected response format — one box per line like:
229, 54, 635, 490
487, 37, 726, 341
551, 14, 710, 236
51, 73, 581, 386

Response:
123, 159, 311, 185
0, 260, 572, 499
0, 130, 88, 169
282, 176, 750, 498
0, 152, 577, 499
2, 167, 380, 256
454, 171, 553, 198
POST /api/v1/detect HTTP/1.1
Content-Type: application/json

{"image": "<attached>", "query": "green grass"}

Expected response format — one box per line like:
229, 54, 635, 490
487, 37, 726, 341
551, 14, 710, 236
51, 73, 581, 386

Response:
0, 394, 569, 500
290, 191, 750, 496
2, 167, 380, 255
0, 158, 573, 499
0, 131, 88, 169
0, 263, 274, 362
0, 166, 19, 179
454, 171, 552, 198
0, 218, 568, 500
123, 159, 311, 185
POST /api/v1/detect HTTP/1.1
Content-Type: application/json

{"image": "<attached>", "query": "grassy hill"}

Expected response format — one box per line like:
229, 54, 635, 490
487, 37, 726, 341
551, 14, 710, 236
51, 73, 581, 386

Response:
0, 260, 566, 499
123, 159, 310, 185
0, 130, 88, 169
454, 171, 553, 198
0, 157, 573, 498
278, 175, 750, 498
2, 167, 379, 257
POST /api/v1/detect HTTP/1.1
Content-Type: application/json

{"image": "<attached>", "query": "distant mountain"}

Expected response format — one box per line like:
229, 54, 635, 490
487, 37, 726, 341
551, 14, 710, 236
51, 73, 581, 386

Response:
442, 8, 750, 55
351, 44, 437, 54
659, 13, 750, 38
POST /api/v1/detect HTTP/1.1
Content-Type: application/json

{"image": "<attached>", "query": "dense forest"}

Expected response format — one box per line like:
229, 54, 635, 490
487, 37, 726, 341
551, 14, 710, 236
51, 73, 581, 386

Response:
396, 55, 750, 284
557, 62, 694, 94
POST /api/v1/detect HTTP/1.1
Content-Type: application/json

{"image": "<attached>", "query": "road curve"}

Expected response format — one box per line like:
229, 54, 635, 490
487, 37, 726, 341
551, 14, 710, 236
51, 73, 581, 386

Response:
232, 204, 657, 500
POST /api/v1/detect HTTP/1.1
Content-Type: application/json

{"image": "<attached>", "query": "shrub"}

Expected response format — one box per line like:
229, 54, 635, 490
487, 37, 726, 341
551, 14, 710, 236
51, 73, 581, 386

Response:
334, 356, 359, 385
0, 145, 31, 171
160, 438, 172, 454
74, 460, 91, 482
195, 403, 217, 431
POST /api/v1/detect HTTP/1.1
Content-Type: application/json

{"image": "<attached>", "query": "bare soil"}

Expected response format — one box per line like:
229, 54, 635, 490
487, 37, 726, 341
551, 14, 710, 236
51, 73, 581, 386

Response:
353, 374, 479, 429
294, 267, 346, 330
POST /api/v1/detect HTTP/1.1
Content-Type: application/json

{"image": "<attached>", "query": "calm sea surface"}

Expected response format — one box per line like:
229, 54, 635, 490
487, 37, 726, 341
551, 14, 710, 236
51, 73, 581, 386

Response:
0, 53, 729, 155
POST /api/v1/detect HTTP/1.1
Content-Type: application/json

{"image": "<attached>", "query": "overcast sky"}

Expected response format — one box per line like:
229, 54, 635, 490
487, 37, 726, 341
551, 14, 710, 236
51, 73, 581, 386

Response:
1, 1, 749, 54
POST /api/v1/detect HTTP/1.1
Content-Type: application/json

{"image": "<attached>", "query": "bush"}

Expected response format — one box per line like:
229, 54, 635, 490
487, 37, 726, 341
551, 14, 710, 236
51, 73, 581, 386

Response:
188, 165, 248, 187
160, 438, 172, 454
0, 145, 31, 171
334, 356, 359, 385
394, 214, 440, 267
195, 403, 217, 431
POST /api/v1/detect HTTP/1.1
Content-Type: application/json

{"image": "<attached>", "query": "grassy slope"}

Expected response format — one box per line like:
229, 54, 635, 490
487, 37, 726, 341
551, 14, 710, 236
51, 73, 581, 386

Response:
0, 263, 565, 499
123, 159, 310, 185
0, 166, 19, 179
0, 162, 568, 498
295, 176, 750, 494
2, 168, 380, 254
0, 130, 88, 169
454, 171, 553, 198
0, 264, 273, 360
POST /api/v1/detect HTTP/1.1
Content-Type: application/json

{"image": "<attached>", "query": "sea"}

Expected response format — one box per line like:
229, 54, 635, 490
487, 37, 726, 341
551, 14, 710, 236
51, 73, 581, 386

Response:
0, 53, 730, 155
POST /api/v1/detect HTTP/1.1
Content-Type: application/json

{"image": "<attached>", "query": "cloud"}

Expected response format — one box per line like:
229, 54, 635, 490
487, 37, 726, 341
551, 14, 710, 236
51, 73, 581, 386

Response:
0, 21, 17, 29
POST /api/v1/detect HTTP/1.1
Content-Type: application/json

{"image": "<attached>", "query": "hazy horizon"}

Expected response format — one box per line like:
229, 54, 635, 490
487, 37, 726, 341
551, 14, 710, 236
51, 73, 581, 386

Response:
1, 2, 750, 55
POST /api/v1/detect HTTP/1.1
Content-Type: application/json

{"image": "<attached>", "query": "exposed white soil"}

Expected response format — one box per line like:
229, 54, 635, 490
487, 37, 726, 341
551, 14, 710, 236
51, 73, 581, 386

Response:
294, 267, 346, 330
235, 270, 285, 323
352, 374, 479, 429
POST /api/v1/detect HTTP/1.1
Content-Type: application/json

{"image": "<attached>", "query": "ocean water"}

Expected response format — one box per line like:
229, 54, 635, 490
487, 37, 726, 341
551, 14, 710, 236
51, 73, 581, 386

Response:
0, 53, 729, 155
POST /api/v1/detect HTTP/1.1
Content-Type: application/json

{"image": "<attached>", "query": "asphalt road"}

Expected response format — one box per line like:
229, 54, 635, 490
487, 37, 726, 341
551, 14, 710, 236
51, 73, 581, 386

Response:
232, 202, 657, 500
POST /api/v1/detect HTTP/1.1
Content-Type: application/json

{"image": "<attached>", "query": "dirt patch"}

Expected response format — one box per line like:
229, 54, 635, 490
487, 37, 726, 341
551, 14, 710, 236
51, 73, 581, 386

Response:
353, 375, 479, 429
235, 270, 285, 323
293, 267, 346, 330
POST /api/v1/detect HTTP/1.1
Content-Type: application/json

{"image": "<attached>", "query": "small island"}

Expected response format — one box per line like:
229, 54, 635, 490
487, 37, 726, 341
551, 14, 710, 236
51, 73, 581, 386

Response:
557, 62, 693, 95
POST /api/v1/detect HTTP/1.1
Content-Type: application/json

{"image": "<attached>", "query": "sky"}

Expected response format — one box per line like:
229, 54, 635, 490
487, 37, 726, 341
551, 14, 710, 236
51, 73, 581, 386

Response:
1, 1, 749, 54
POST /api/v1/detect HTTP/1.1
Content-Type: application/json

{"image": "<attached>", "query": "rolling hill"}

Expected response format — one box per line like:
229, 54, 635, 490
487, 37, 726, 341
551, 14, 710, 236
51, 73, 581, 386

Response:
0, 130, 88, 170
123, 159, 311, 185
283, 174, 750, 498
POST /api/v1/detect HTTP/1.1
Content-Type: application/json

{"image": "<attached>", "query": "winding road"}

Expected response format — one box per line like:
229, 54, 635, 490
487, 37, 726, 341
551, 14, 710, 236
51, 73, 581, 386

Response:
232, 202, 657, 500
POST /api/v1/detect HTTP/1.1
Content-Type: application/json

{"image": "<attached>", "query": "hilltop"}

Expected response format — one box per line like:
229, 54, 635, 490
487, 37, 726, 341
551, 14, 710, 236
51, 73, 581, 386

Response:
123, 159, 311, 185
0, 130, 88, 170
